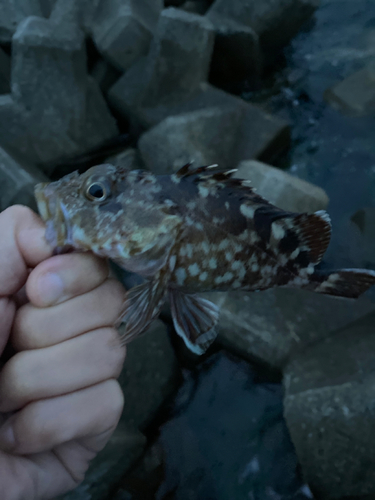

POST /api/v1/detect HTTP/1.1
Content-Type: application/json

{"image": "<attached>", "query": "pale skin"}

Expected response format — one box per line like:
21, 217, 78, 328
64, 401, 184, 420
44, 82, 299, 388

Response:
0, 205, 127, 500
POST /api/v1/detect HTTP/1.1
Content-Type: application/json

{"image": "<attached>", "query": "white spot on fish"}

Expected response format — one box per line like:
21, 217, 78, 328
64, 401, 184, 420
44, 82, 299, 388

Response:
209, 258, 217, 269
199, 271, 208, 281
215, 272, 234, 284
240, 204, 255, 219
271, 223, 285, 240
218, 239, 230, 250
169, 255, 176, 272
225, 251, 233, 261
290, 248, 300, 259
186, 244, 193, 258
175, 267, 186, 285
188, 263, 200, 276
198, 185, 209, 198
201, 241, 210, 254
225, 202, 230, 210
231, 260, 246, 279
186, 200, 197, 210
232, 280, 242, 289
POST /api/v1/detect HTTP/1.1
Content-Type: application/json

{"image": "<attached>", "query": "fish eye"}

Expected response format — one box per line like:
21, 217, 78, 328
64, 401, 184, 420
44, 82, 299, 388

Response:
85, 182, 108, 202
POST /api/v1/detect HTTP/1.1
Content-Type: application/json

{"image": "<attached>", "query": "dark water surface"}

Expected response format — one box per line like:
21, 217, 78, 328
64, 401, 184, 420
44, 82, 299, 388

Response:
124, 2, 375, 498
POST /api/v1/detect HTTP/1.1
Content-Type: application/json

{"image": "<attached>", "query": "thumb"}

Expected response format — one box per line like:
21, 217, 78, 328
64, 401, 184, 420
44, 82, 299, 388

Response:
0, 205, 52, 297
0, 205, 52, 355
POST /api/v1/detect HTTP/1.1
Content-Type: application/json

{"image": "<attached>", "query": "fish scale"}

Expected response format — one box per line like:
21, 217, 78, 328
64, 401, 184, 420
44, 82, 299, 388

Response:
35, 162, 375, 355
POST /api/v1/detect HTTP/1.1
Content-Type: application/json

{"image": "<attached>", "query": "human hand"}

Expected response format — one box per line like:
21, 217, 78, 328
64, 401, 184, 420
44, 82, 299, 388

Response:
0, 206, 127, 500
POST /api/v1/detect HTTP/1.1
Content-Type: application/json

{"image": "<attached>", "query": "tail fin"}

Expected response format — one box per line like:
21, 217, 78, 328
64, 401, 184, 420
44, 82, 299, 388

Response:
303, 268, 375, 298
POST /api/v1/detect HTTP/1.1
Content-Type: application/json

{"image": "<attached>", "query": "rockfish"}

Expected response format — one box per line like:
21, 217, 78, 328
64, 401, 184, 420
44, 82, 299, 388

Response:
34, 162, 375, 354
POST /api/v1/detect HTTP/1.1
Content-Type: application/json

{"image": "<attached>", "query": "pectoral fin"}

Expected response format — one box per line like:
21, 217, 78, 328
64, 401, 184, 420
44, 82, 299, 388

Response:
118, 280, 166, 344
169, 288, 220, 355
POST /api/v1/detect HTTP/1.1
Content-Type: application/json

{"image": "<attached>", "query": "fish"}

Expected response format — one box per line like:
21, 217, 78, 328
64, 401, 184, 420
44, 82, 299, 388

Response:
34, 162, 375, 354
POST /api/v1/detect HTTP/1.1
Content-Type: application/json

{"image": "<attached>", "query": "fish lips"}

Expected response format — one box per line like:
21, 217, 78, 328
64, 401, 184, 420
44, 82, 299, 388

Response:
34, 182, 75, 254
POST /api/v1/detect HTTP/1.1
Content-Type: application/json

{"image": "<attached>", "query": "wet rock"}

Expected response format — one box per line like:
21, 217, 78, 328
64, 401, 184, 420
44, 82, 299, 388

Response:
108, 8, 215, 131
91, 0, 163, 72
90, 57, 121, 95
180, 0, 211, 15
325, 64, 375, 115
0, 15, 117, 173
0, 47, 10, 95
138, 105, 243, 174
205, 288, 375, 370
208, 14, 262, 92
284, 312, 375, 499
114, 352, 308, 500
207, 0, 320, 64
235, 160, 329, 213
118, 320, 181, 431
106, 147, 144, 171
0, 0, 44, 43
39, 0, 57, 18
350, 207, 375, 267
60, 423, 146, 500
0, 146, 47, 212
137, 89, 289, 173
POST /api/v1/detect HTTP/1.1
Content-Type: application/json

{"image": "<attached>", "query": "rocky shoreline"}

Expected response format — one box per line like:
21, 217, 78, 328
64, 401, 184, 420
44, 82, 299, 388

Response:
1, 1, 375, 499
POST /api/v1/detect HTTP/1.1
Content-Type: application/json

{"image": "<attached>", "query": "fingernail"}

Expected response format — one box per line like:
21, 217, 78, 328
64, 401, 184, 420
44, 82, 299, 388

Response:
0, 420, 15, 452
38, 272, 64, 305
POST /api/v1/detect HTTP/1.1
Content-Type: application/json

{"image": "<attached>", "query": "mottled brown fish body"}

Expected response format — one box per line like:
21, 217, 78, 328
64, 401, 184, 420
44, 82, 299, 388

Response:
35, 162, 375, 354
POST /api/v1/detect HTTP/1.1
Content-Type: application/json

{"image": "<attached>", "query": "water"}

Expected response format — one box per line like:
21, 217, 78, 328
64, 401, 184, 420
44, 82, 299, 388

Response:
254, 0, 375, 270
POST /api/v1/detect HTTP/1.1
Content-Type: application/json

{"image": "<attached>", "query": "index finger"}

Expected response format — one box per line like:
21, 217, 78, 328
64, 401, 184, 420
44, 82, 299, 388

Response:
0, 205, 52, 296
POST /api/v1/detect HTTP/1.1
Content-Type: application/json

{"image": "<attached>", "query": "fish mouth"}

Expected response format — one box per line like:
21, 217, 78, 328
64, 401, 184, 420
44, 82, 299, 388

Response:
35, 183, 75, 254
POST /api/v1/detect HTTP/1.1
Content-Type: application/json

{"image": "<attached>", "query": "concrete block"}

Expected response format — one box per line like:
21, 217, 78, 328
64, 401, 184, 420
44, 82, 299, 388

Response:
106, 147, 144, 171
118, 320, 181, 431
325, 65, 375, 116
207, 288, 375, 370
207, 0, 319, 62
350, 207, 375, 268
108, 7, 215, 128
235, 160, 329, 213
91, 0, 163, 72
0, 146, 47, 212
138, 93, 290, 174
90, 57, 121, 95
138, 105, 244, 174
284, 312, 375, 498
112, 77, 289, 161
0, 16, 117, 173
0, 47, 10, 95
180, 0, 211, 15
0, 0, 43, 43
60, 423, 146, 500
208, 15, 262, 92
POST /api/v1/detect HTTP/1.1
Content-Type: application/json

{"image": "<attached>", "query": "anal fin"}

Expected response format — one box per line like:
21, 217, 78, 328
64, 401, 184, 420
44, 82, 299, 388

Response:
169, 288, 220, 355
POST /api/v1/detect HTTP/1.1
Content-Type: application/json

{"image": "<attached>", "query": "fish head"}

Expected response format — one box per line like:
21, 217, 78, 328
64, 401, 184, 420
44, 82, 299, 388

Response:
35, 163, 141, 254
35, 163, 182, 274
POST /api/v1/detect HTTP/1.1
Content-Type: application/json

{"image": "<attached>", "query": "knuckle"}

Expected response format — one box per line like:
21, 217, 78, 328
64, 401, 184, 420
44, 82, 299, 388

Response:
0, 352, 29, 401
104, 380, 124, 422
12, 304, 37, 350
101, 328, 126, 376
3, 205, 33, 222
